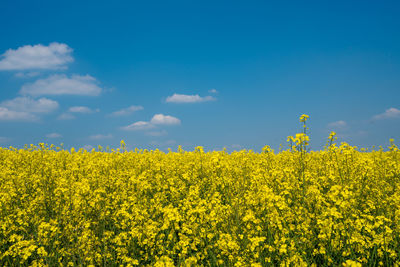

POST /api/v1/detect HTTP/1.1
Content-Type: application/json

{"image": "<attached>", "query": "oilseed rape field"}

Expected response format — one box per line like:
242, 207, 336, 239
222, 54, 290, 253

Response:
0, 116, 399, 266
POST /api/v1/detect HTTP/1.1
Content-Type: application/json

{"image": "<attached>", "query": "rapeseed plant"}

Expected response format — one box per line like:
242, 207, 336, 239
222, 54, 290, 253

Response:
0, 115, 399, 266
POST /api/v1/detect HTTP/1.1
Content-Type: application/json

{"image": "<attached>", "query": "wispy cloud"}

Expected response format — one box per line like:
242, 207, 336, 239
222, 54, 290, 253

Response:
108, 105, 143, 117
0, 43, 73, 71
89, 134, 113, 140
46, 133, 62, 138
166, 93, 216, 103
20, 74, 102, 96
57, 113, 75, 120
0, 107, 38, 121
327, 120, 347, 129
1, 97, 58, 113
121, 121, 155, 131
68, 106, 99, 113
14, 72, 40, 78
372, 108, 400, 120
122, 114, 181, 131
57, 106, 98, 120
0, 136, 9, 143
208, 89, 218, 94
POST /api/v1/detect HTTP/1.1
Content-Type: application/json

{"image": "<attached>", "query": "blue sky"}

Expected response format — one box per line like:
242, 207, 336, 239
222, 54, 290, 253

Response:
0, 0, 399, 151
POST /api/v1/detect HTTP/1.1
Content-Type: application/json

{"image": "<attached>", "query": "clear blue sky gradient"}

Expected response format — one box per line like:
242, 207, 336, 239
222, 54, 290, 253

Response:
0, 0, 399, 151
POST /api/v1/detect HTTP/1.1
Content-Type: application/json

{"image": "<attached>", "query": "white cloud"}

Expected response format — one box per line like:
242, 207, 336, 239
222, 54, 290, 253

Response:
58, 106, 99, 120
166, 93, 216, 103
150, 114, 181, 125
20, 74, 102, 96
89, 134, 113, 140
0, 107, 38, 121
372, 108, 400, 120
0, 96, 58, 121
108, 105, 143, 117
46, 133, 62, 138
1, 97, 58, 113
121, 121, 155, 131
0, 42, 73, 71
0, 136, 10, 143
122, 114, 180, 131
209, 89, 218, 94
68, 106, 99, 113
57, 113, 75, 120
327, 120, 347, 128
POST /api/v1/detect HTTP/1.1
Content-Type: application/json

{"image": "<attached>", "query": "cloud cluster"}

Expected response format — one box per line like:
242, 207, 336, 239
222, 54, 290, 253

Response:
372, 108, 400, 120
108, 105, 143, 117
327, 120, 347, 129
0, 107, 37, 121
0, 97, 58, 121
166, 93, 216, 103
326, 107, 400, 140
1, 97, 58, 113
0, 43, 73, 70
20, 74, 102, 96
122, 92, 216, 133
0, 43, 105, 124
0, 43, 219, 144
57, 106, 99, 120
122, 114, 180, 131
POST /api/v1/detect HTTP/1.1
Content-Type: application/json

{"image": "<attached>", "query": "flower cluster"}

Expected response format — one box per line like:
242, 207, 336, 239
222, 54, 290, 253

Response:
0, 117, 399, 266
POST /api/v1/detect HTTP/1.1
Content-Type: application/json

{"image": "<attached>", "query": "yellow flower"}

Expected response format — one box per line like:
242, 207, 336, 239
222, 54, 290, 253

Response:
299, 114, 309, 122
0, 115, 398, 266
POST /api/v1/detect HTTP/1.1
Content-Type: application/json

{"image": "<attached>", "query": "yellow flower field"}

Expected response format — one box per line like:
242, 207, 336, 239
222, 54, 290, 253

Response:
1, 117, 399, 266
